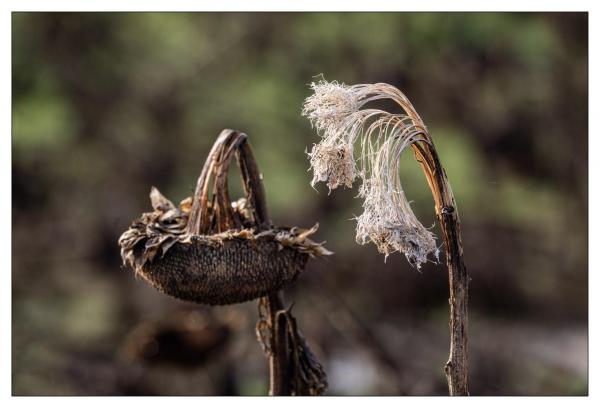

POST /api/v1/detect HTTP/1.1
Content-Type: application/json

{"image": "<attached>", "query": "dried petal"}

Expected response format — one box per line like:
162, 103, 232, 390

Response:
150, 186, 175, 212
179, 196, 193, 213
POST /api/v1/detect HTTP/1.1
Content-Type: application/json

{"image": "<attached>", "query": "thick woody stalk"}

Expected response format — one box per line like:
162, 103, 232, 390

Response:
235, 138, 292, 396
187, 130, 292, 395
412, 141, 469, 395
265, 292, 291, 395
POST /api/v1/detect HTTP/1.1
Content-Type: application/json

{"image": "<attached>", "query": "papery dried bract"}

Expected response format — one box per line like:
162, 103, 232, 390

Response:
119, 187, 191, 274
150, 186, 175, 211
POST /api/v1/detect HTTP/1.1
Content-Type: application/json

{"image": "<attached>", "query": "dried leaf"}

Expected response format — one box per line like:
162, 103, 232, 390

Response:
179, 196, 193, 213
150, 186, 175, 212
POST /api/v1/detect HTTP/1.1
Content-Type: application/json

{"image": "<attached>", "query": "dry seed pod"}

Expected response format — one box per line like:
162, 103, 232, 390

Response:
119, 129, 330, 305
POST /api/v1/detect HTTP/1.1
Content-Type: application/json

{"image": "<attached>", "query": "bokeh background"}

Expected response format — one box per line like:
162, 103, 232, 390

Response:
12, 12, 588, 396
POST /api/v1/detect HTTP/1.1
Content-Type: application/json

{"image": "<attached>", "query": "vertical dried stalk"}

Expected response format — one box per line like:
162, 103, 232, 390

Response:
235, 137, 293, 396
265, 292, 292, 395
187, 129, 294, 395
412, 141, 469, 395
237, 134, 327, 396
303, 81, 469, 395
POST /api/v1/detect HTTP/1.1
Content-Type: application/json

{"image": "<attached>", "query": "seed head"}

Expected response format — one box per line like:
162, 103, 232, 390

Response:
302, 80, 360, 137
308, 142, 356, 190
302, 79, 438, 268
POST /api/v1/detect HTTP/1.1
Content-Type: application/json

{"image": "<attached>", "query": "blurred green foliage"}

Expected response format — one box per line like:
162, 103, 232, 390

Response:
12, 13, 587, 396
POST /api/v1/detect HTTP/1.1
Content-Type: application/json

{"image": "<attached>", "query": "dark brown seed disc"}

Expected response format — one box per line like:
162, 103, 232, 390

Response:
137, 236, 308, 305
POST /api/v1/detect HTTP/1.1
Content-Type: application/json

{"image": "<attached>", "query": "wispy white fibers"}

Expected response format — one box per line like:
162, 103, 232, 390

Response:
302, 80, 438, 268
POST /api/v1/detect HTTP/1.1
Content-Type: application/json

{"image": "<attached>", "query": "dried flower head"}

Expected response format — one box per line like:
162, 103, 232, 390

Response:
302, 80, 438, 268
119, 187, 333, 277
302, 80, 360, 136
307, 142, 355, 190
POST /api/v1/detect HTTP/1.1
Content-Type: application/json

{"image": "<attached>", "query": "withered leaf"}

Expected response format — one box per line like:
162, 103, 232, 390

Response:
150, 186, 175, 212
179, 197, 193, 213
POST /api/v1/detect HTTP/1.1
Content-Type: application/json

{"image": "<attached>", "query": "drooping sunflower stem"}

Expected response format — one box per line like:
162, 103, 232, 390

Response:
302, 80, 469, 395
184, 130, 327, 396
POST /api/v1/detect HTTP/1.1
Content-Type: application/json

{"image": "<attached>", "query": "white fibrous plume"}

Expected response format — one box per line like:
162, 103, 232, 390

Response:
302, 80, 438, 268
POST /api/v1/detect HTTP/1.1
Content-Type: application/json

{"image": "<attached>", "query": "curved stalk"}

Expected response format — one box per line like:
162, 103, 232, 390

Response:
187, 129, 294, 395
236, 135, 327, 396
235, 137, 293, 395
412, 140, 469, 395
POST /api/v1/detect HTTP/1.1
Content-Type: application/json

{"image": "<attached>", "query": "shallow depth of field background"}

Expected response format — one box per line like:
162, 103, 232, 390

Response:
12, 13, 587, 395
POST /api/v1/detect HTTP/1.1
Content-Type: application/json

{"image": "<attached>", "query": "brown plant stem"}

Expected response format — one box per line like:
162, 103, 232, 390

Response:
302, 81, 468, 395
411, 140, 469, 396
265, 292, 292, 395
187, 129, 323, 395
235, 135, 292, 396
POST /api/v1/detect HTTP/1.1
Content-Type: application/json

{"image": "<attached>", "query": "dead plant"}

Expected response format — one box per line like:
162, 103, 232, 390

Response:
119, 129, 329, 395
302, 80, 470, 395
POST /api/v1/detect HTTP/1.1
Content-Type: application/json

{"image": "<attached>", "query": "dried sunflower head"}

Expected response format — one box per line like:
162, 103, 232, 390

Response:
119, 188, 333, 275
